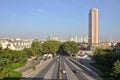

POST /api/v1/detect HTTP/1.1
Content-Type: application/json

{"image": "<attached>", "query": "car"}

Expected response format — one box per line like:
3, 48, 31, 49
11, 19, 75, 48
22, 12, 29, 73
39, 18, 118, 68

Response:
72, 70, 79, 74
61, 70, 66, 74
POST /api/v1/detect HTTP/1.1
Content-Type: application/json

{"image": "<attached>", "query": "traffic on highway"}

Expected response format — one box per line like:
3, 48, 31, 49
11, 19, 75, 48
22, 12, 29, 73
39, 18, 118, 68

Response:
21, 53, 102, 80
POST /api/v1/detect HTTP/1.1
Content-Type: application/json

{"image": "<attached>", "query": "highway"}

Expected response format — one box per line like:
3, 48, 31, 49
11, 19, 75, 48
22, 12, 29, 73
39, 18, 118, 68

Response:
23, 55, 102, 80
60, 56, 95, 80
60, 56, 67, 79
35, 59, 58, 79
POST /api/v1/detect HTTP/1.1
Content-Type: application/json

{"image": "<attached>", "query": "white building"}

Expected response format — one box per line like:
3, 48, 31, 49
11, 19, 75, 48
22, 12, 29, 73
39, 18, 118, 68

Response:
0, 39, 9, 49
0, 38, 32, 50
70, 36, 88, 43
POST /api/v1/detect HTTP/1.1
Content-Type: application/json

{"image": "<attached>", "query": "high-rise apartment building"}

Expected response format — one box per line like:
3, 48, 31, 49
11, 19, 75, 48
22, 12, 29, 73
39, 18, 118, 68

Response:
88, 8, 98, 46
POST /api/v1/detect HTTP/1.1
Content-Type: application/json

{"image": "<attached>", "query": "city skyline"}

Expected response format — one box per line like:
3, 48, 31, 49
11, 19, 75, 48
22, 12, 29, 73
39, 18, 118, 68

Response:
0, 0, 120, 41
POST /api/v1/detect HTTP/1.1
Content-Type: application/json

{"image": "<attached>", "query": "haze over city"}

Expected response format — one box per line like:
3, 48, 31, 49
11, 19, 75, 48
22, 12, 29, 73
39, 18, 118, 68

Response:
0, 0, 120, 41
1, 0, 120, 80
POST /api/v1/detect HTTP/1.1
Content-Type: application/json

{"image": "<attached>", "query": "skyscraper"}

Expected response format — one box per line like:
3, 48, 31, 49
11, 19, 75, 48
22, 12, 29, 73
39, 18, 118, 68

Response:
88, 8, 98, 46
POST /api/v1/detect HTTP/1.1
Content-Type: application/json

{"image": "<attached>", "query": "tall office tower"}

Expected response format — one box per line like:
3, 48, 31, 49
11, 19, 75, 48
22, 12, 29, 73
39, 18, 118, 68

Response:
88, 8, 98, 46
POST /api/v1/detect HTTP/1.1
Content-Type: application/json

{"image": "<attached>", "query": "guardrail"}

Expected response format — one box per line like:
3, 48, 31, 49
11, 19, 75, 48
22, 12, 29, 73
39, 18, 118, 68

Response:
69, 58, 103, 80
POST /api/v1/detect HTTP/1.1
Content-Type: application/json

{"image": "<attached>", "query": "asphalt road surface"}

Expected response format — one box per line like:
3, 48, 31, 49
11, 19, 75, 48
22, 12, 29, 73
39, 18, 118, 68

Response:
35, 59, 58, 80
61, 56, 95, 80
23, 55, 102, 80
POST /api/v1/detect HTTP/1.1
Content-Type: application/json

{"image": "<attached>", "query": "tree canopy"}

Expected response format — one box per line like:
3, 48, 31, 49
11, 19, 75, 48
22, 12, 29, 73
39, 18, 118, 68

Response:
0, 48, 27, 66
42, 40, 60, 55
31, 42, 42, 55
94, 48, 120, 67
62, 41, 79, 54
113, 60, 120, 79
93, 48, 120, 79
0, 41, 43, 79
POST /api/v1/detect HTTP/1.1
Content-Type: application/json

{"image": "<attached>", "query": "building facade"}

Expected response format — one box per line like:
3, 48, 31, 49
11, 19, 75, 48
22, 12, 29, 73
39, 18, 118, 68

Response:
88, 8, 98, 46
0, 38, 32, 50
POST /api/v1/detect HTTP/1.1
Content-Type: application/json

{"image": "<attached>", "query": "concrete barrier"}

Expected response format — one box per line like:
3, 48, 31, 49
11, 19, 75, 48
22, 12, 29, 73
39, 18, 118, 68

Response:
69, 58, 103, 80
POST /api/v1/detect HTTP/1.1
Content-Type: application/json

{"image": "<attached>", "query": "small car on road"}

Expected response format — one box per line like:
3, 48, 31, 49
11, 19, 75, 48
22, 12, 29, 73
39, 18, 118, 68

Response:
72, 70, 79, 74
61, 70, 66, 74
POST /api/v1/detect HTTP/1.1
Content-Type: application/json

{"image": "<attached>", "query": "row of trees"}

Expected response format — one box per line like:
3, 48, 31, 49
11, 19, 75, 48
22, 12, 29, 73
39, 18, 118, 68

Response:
62, 41, 79, 54
0, 48, 27, 66
42, 40, 60, 54
0, 41, 42, 78
94, 48, 120, 67
23, 41, 42, 58
0, 40, 79, 78
40, 40, 79, 55
0, 40, 79, 67
94, 48, 120, 79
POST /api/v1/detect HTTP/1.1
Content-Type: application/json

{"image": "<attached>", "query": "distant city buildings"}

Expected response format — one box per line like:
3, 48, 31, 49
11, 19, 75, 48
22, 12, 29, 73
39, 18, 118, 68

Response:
0, 38, 32, 50
88, 8, 98, 46
46, 36, 59, 41
70, 36, 88, 43
45, 35, 89, 43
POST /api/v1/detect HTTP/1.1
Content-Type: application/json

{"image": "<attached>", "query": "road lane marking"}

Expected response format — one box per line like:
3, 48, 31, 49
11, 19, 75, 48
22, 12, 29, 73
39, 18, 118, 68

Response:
64, 62, 78, 80
66, 57, 95, 80
44, 61, 58, 79
24, 59, 53, 77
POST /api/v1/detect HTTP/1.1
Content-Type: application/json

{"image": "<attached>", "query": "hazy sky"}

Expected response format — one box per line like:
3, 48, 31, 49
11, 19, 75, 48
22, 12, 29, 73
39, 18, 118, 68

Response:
0, 0, 120, 41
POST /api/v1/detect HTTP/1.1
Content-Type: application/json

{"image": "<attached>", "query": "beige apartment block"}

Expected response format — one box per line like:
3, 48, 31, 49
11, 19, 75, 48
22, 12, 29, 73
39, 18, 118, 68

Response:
88, 8, 98, 46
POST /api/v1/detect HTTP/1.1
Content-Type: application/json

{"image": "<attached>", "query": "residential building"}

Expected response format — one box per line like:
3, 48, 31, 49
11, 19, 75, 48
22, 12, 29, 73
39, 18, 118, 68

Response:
88, 8, 98, 46
0, 38, 32, 50
98, 42, 110, 49
0, 39, 9, 49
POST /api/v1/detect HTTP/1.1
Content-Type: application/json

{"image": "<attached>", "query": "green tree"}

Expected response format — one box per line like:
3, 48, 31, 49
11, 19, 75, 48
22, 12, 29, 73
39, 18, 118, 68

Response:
42, 40, 60, 55
0, 48, 27, 66
113, 60, 120, 80
31, 42, 42, 56
94, 48, 120, 68
23, 48, 33, 58
62, 41, 79, 54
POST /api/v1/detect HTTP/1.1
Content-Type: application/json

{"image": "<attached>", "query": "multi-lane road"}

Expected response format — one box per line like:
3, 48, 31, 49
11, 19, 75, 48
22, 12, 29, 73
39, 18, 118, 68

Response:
24, 55, 102, 80
60, 56, 98, 80
35, 59, 58, 79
